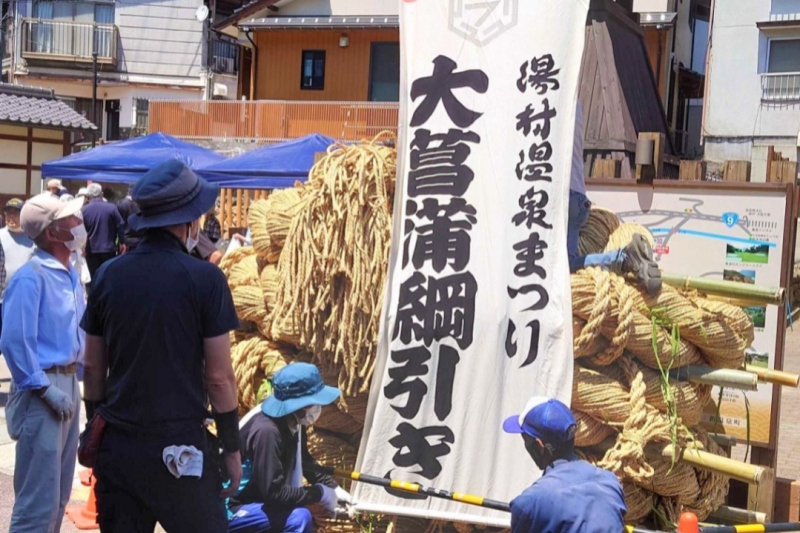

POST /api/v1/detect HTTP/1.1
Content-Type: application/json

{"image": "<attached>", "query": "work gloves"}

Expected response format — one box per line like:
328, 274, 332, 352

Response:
317, 484, 358, 519
317, 484, 338, 514
41, 386, 74, 421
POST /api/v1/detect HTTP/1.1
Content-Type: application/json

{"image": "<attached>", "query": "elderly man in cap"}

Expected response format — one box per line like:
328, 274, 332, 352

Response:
228, 363, 354, 533
0, 199, 35, 331
81, 182, 125, 286
82, 159, 242, 532
503, 397, 626, 533
0, 193, 87, 533
47, 178, 68, 198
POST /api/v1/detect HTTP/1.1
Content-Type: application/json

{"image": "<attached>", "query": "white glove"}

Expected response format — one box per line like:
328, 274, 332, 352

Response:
334, 485, 353, 504
317, 484, 338, 514
41, 386, 74, 421
335, 504, 357, 520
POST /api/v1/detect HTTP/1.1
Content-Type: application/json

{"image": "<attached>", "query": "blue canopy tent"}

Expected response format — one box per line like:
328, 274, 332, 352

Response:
197, 134, 336, 189
40, 132, 226, 183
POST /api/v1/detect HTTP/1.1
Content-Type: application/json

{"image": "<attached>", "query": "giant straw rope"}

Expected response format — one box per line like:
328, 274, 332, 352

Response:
221, 135, 752, 531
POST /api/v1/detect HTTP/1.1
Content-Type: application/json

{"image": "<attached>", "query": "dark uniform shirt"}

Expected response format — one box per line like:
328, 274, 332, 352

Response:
81, 229, 239, 433
229, 414, 336, 513
510, 455, 627, 533
82, 199, 125, 254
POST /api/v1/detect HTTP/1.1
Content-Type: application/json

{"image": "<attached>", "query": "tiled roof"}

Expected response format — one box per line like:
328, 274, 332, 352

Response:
0, 83, 97, 132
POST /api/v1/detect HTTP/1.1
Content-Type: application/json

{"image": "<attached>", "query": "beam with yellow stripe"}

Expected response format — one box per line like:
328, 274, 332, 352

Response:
699, 523, 800, 533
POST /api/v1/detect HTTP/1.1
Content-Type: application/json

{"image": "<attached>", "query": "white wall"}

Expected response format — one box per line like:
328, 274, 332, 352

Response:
704, 0, 800, 177
271, 0, 398, 16
633, 0, 675, 12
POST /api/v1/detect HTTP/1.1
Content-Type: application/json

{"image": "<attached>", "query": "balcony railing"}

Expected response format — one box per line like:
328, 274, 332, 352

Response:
212, 39, 239, 75
21, 19, 118, 65
149, 100, 400, 143
762, 73, 800, 102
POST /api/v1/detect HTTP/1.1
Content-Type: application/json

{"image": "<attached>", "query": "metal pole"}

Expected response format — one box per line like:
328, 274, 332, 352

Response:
91, 22, 98, 147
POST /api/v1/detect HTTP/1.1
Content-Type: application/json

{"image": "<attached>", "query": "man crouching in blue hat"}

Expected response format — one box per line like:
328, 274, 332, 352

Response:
503, 397, 627, 533
228, 363, 355, 533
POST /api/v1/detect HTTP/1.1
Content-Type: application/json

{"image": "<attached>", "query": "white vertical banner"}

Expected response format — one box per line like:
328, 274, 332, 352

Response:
355, 0, 589, 526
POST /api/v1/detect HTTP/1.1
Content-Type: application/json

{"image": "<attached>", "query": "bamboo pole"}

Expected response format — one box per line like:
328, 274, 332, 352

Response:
744, 365, 800, 387
226, 188, 233, 233
235, 189, 243, 228
661, 273, 785, 306
705, 295, 780, 308
670, 366, 758, 391
662, 444, 766, 485
709, 506, 767, 525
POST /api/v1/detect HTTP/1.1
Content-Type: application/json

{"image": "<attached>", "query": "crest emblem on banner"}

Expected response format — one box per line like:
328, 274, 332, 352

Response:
448, 0, 519, 46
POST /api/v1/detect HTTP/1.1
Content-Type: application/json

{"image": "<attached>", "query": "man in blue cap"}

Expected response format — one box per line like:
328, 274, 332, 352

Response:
228, 363, 355, 533
503, 396, 627, 533
81, 159, 242, 532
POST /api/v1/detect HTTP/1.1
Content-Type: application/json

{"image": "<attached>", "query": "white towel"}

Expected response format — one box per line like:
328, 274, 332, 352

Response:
162, 445, 204, 479
290, 433, 303, 487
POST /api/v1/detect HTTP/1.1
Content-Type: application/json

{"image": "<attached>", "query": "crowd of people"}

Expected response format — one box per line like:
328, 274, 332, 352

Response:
0, 108, 660, 533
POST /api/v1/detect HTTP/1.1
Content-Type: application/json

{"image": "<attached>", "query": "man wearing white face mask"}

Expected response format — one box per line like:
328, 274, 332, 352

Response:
82, 160, 242, 533
228, 363, 355, 533
0, 193, 86, 533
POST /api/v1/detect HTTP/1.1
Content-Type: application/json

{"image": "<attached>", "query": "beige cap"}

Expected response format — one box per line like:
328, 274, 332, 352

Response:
47, 179, 63, 189
21, 194, 84, 239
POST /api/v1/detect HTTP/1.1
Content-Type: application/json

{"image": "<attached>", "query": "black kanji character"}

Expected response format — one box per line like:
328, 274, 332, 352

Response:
526, 141, 553, 162
505, 318, 541, 367
517, 55, 561, 95
516, 99, 556, 138
507, 284, 549, 311
408, 129, 480, 198
513, 186, 551, 230
393, 272, 478, 349
434, 346, 460, 421
405, 198, 477, 273
389, 422, 455, 479
513, 232, 548, 278
384, 347, 431, 419
410, 55, 489, 128
515, 152, 553, 182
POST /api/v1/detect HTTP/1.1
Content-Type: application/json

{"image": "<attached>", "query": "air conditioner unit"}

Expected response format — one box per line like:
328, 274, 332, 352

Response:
213, 83, 228, 98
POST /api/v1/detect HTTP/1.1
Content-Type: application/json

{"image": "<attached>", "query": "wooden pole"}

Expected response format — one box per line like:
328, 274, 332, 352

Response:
745, 365, 800, 387
226, 188, 233, 232
661, 273, 785, 306
710, 505, 767, 525
662, 444, 767, 485
235, 189, 243, 228
670, 366, 758, 391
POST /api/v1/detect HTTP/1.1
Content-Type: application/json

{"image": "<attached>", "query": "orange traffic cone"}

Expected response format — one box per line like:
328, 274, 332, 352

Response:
677, 512, 700, 533
66, 469, 99, 530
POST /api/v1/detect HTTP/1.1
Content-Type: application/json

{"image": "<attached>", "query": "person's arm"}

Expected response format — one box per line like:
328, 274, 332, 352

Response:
0, 275, 50, 391
113, 207, 126, 254
509, 497, 535, 533
83, 334, 108, 402
249, 420, 324, 506
204, 334, 237, 413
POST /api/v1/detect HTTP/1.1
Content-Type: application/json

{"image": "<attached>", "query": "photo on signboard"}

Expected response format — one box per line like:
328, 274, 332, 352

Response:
723, 269, 756, 284
745, 345, 769, 369
744, 306, 767, 330
725, 243, 769, 264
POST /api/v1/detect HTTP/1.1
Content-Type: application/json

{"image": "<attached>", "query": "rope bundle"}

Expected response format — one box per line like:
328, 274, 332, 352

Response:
218, 139, 753, 530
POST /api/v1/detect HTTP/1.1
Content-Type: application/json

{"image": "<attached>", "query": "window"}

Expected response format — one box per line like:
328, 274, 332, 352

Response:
301, 50, 325, 90
768, 38, 800, 73
369, 43, 400, 102
133, 98, 149, 137
30, 1, 115, 58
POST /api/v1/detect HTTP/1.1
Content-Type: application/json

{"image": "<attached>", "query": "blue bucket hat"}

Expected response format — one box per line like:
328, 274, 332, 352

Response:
262, 363, 341, 418
502, 397, 577, 443
128, 159, 218, 231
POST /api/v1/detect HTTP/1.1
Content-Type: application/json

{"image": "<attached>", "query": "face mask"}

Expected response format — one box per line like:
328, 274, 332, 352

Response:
185, 221, 199, 252
61, 224, 87, 252
297, 405, 322, 426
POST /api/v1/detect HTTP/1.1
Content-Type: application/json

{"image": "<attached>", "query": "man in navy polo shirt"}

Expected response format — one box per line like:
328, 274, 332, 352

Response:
503, 397, 626, 533
82, 160, 242, 533
81, 183, 125, 287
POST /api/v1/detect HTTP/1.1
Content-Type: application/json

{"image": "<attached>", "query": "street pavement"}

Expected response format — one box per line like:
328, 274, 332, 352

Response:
2, 328, 800, 530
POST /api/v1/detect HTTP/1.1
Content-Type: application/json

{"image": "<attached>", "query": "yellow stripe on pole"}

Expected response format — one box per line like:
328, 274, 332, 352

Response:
733, 526, 766, 533
390, 480, 420, 492
351, 472, 361, 481
454, 493, 485, 506
625, 527, 635, 533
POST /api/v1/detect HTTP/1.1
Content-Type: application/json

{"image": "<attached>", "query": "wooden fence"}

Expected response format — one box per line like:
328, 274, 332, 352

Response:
150, 100, 399, 143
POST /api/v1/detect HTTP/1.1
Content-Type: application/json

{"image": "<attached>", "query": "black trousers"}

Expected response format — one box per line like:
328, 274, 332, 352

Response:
94, 423, 227, 533
87, 252, 117, 284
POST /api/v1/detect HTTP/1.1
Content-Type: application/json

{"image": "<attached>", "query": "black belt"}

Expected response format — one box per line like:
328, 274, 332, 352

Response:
44, 363, 78, 375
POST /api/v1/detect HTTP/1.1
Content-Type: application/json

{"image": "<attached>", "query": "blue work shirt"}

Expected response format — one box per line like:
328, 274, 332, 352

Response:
0, 248, 86, 390
82, 198, 125, 254
510, 455, 627, 533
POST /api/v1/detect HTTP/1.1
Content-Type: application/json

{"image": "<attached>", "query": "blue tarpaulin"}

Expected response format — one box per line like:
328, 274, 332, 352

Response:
197, 134, 336, 189
41, 132, 226, 183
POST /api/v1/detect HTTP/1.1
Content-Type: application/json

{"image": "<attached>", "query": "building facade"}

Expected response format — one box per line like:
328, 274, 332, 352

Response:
4, 0, 242, 143
704, 0, 800, 180
220, 0, 398, 102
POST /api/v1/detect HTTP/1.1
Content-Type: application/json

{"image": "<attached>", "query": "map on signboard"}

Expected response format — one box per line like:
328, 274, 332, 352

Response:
586, 185, 789, 445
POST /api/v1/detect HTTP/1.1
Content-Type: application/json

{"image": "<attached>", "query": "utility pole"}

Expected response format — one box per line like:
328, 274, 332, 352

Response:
91, 23, 98, 147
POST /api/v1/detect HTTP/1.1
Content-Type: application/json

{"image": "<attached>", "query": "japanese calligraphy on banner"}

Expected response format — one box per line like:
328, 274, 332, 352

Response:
354, 0, 589, 526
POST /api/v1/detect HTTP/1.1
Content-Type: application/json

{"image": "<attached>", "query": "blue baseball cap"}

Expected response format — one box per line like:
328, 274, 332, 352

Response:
261, 363, 341, 417
502, 397, 576, 443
